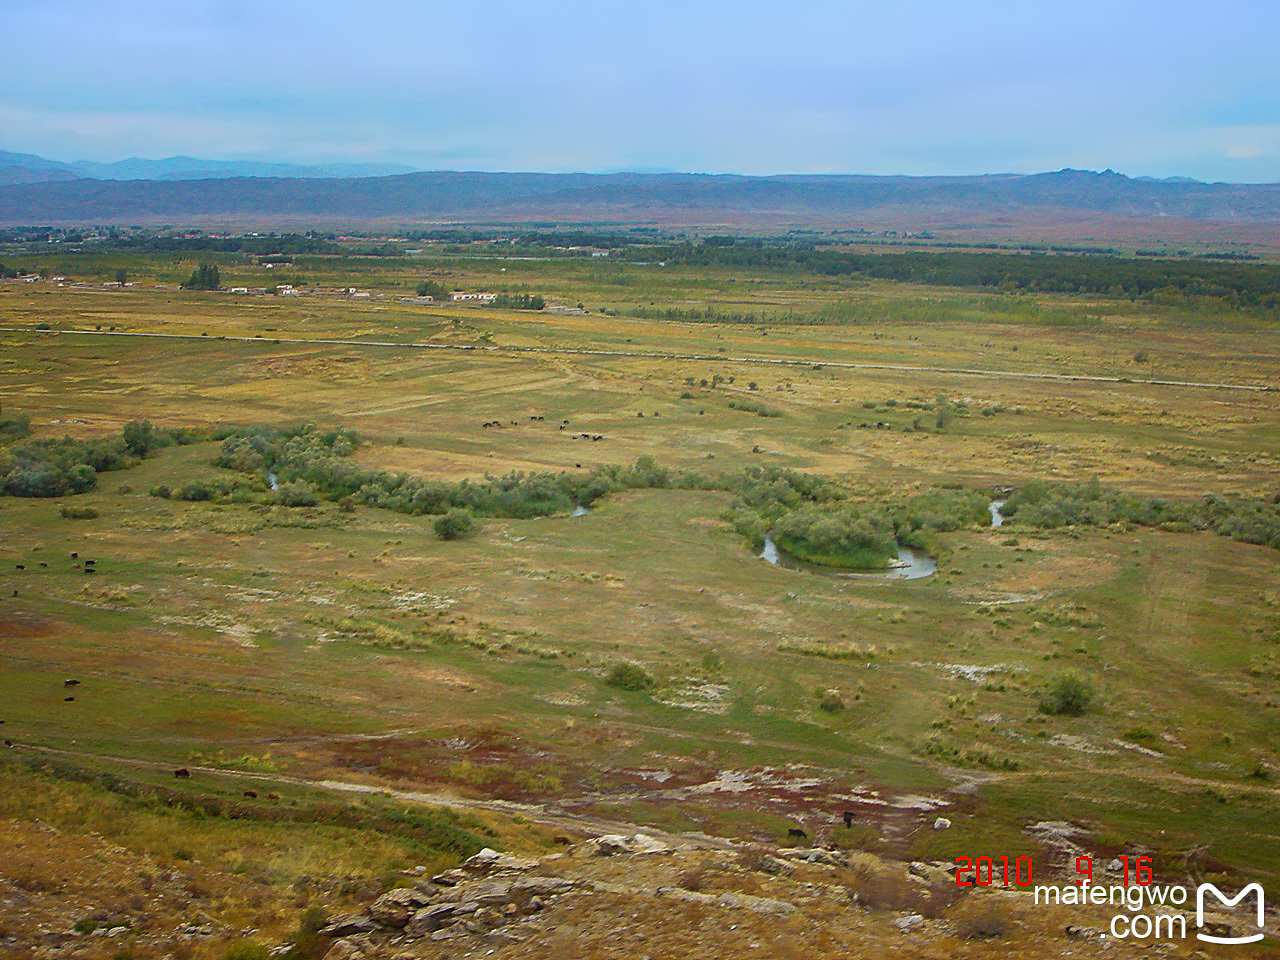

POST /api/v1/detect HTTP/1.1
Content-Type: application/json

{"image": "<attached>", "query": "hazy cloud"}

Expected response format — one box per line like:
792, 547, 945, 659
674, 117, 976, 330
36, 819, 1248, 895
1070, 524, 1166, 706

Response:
1, 0, 1276, 181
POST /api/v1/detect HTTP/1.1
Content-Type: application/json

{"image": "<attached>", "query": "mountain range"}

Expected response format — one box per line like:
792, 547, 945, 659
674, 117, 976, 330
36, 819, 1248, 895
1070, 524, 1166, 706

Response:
0, 149, 415, 185
0, 152, 1278, 237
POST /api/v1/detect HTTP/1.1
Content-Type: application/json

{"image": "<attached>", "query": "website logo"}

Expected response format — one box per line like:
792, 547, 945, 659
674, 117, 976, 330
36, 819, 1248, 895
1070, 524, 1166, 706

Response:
1197, 883, 1265, 945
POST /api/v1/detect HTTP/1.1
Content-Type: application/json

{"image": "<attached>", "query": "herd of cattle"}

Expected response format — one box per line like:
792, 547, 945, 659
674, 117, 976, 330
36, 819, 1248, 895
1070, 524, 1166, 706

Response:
479, 416, 605, 443
11, 551, 96, 596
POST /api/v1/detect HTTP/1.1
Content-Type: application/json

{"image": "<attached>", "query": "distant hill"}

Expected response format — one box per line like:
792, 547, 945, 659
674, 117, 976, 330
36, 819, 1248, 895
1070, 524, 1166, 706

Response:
1, 165, 1278, 234
0, 149, 415, 186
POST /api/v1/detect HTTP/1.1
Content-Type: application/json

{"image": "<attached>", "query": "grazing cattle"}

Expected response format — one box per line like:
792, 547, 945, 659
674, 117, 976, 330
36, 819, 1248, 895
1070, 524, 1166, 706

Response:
70, 552, 78, 559
574, 463, 582, 469
84, 569, 96, 575
11, 591, 16, 598
787, 827, 807, 839
173, 768, 191, 779
3, 740, 12, 748
14, 564, 24, 571
243, 790, 258, 799
63, 696, 75, 702
64, 679, 80, 687
552, 835, 572, 845
84, 559, 96, 566
266, 792, 280, 801
38, 562, 47, 568
843, 811, 855, 829
559, 424, 566, 430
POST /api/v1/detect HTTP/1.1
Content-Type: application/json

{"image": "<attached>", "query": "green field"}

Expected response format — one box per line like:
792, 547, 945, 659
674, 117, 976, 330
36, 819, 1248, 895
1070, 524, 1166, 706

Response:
2, 241, 1280, 954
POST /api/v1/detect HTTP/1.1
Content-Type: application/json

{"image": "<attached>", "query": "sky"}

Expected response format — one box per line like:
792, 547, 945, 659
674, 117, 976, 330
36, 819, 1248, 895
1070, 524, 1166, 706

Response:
2, 0, 1278, 182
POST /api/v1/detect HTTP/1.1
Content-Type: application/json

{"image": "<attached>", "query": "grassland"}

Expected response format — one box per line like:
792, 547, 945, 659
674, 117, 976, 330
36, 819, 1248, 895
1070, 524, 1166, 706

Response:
2, 246, 1279, 956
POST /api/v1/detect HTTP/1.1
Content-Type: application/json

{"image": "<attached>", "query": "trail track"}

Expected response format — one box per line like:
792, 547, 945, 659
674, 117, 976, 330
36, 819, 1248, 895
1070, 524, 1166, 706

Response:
5, 327, 1273, 393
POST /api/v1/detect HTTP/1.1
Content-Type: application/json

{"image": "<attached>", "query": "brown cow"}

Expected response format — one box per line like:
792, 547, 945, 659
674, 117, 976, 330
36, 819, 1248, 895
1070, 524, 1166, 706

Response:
243, 790, 258, 799
173, 768, 191, 779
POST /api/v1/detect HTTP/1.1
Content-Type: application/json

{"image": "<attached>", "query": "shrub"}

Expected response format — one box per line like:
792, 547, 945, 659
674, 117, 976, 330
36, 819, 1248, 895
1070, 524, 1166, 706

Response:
772, 503, 897, 569
434, 508, 477, 540
59, 504, 99, 519
1038, 671, 1096, 716
605, 662, 655, 692
727, 398, 783, 417
817, 689, 846, 713
223, 942, 270, 960
957, 906, 1011, 939
176, 483, 213, 502
276, 480, 319, 507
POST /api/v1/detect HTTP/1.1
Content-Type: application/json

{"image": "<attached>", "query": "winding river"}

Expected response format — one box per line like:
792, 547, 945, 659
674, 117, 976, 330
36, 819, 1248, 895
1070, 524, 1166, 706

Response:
758, 534, 937, 581
757, 500, 1007, 581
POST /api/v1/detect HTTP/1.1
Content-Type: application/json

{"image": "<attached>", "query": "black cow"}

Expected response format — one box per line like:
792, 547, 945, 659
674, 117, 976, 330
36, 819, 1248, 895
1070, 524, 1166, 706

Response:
243, 790, 258, 799
843, 811, 855, 829
787, 827, 808, 839
63, 696, 75, 702
64, 679, 80, 687
70, 552, 78, 559
14, 564, 24, 571
38, 562, 47, 568
173, 768, 191, 779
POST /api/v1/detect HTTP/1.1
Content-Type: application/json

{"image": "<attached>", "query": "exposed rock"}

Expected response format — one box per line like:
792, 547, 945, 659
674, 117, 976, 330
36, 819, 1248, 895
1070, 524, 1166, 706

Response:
755, 854, 795, 876
323, 935, 372, 960
589, 833, 671, 856
404, 903, 462, 937
458, 847, 539, 873
511, 876, 575, 899
1064, 925, 1104, 939
715, 892, 797, 916
933, 817, 952, 830
779, 847, 843, 866
1198, 914, 1238, 940
894, 913, 925, 934
426, 869, 466, 887
319, 915, 378, 938
369, 888, 433, 928
454, 879, 516, 907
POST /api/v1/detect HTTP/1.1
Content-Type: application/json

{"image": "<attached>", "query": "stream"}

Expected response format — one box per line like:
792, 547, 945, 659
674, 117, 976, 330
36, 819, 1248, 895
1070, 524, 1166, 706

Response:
989, 499, 1006, 528
757, 500, 1007, 581
759, 534, 937, 581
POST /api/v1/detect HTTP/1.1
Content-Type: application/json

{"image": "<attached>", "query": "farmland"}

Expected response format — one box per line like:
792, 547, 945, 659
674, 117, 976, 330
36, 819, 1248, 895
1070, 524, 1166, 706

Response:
2, 238, 1280, 958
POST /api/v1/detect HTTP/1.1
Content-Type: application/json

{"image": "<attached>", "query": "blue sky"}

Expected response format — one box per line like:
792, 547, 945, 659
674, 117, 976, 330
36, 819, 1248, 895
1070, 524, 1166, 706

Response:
2, 0, 1278, 181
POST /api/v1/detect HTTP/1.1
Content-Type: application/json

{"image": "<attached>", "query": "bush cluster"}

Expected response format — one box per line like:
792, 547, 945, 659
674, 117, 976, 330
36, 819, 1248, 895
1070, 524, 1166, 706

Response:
0, 420, 199, 498
1003, 478, 1280, 551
